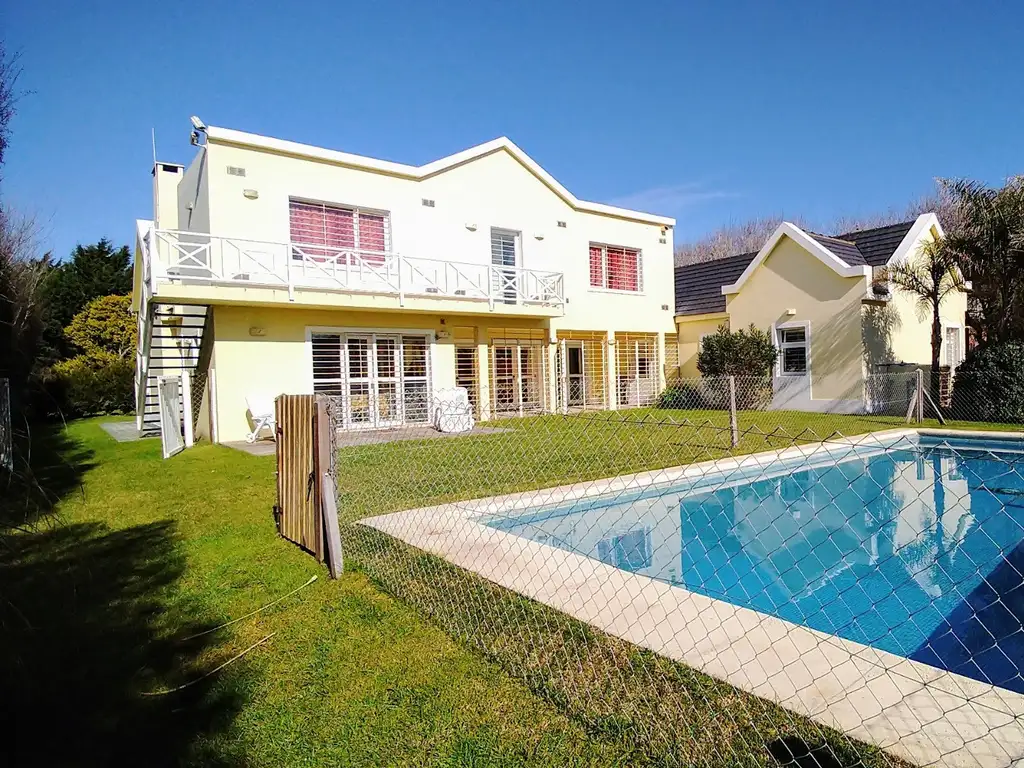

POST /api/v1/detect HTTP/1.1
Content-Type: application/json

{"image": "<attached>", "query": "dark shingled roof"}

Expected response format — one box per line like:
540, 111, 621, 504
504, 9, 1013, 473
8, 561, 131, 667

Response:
808, 233, 867, 266
674, 218, 922, 315
836, 221, 915, 267
674, 252, 757, 316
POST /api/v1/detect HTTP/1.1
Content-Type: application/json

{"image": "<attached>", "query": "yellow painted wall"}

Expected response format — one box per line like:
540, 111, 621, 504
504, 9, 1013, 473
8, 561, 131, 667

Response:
675, 314, 729, 377
727, 236, 868, 404
210, 304, 554, 442
884, 225, 969, 367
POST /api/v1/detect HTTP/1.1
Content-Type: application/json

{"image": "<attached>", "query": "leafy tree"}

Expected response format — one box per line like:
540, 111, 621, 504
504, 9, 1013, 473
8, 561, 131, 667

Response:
64, 294, 135, 359
40, 238, 132, 361
697, 324, 778, 377
939, 177, 1024, 345
48, 295, 136, 416
885, 237, 966, 402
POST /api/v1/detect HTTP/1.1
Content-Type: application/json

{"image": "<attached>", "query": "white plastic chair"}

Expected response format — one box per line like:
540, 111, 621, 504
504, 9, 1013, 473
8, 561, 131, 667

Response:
432, 387, 474, 433
245, 394, 277, 443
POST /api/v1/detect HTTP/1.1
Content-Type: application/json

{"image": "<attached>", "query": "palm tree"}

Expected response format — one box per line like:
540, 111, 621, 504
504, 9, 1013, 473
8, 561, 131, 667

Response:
939, 178, 1024, 345
886, 236, 965, 407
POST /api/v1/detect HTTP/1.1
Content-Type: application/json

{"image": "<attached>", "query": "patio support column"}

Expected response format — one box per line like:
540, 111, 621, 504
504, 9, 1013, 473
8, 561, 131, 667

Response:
475, 326, 491, 421
606, 330, 618, 411
546, 327, 558, 414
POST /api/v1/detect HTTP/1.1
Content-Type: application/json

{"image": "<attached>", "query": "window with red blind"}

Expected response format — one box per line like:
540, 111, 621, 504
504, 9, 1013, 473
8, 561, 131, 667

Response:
289, 199, 390, 263
588, 244, 641, 291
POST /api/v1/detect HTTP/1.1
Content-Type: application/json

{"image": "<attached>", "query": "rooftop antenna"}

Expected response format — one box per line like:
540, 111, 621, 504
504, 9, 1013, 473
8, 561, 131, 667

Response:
151, 127, 157, 166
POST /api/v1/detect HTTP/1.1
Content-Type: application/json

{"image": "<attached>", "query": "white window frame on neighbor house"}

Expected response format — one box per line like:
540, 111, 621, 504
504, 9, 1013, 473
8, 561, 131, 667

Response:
943, 323, 964, 371
588, 242, 644, 294
304, 326, 437, 430
774, 321, 811, 377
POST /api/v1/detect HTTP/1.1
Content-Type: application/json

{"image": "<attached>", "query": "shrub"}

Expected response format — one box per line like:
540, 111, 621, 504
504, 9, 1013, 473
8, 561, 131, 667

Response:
657, 383, 712, 410
950, 342, 1024, 423
697, 324, 777, 378
50, 351, 134, 417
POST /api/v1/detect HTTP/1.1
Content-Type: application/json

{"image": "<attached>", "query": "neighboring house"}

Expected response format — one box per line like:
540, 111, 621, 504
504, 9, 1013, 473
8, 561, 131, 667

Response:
132, 120, 676, 442
672, 214, 969, 413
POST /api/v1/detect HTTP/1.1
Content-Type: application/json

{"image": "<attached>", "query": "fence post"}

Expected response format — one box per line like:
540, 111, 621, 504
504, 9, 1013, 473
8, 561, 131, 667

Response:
315, 395, 343, 578
728, 375, 739, 448
181, 369, 194, 448
916, 369, 925, 423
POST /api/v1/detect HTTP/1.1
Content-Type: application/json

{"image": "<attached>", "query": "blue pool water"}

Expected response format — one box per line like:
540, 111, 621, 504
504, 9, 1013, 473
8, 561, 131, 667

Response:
487, 437, 1024, 692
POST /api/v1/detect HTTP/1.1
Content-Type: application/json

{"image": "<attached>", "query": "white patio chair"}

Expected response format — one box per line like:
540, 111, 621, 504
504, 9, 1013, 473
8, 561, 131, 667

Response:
245, 394, 277, 443
432, 387, 474, 434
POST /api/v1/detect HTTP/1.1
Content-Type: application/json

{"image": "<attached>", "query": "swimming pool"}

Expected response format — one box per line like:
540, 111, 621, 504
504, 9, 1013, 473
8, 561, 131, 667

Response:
486, 435, 1024, 694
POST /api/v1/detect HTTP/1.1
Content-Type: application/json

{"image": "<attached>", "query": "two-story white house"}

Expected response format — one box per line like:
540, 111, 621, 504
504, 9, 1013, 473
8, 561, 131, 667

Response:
132, 118, 676, 443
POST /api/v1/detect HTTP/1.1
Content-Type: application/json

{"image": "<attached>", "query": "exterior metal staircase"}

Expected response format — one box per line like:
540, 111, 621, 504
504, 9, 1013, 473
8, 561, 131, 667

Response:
138, 304, 208, 435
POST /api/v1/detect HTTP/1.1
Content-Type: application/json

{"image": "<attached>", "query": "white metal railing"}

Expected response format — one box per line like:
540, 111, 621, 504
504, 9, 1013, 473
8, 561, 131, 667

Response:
148, 229, 565, 309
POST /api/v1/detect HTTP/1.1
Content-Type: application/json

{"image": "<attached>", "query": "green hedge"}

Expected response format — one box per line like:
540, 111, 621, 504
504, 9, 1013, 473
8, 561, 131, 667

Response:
950, 342, 1024, 423
49, 352, 134, 417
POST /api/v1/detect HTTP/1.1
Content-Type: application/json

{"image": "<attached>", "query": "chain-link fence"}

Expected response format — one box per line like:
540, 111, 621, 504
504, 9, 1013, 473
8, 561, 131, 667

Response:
329, 372, 1023, 768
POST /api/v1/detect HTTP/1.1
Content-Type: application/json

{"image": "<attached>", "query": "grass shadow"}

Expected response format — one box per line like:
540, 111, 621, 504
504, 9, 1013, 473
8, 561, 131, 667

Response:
0, 420, 96, 530
0, 517, 251, 766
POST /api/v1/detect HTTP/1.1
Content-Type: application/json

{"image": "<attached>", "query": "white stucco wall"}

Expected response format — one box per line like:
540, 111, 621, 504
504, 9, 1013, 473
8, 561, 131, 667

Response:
178, 137, 675, 336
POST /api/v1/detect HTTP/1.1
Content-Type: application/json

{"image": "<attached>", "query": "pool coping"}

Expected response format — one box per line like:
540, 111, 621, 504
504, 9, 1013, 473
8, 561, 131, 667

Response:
359, 427, 1024, 768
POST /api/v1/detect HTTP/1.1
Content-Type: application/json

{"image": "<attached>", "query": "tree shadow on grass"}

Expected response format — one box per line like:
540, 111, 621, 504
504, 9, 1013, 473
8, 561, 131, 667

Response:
0, 518, 251, 766
0, 420, 96, 530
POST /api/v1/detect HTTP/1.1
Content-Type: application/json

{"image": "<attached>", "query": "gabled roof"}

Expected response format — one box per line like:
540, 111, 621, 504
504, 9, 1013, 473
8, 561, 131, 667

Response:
674, 252, 757, 316
673, 213, 945, 316
836, 221, 915, 267
807, 233, 868, 266
203, 126, 675, 227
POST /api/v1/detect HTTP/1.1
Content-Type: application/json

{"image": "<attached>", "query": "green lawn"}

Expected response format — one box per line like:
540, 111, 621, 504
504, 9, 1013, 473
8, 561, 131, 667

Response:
1, 411, 1011, 766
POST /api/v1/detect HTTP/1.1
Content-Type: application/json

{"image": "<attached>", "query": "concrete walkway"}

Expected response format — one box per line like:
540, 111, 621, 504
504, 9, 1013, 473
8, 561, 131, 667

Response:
225, 424, 510, 456
101, 422, 153, 442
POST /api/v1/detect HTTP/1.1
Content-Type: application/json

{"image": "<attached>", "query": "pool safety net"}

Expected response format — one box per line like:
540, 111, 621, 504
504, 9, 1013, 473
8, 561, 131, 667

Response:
330, 372, 1023, 768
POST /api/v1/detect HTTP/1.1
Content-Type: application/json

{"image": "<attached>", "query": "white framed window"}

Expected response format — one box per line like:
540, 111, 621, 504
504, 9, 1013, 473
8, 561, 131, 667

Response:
777, 324, 809, 376
589, 243, 642, 292
944, 326, 964, 370
289, 198, 391, 262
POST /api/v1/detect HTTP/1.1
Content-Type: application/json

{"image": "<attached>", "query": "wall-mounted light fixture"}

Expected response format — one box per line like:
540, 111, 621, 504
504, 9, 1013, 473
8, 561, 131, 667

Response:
243, 189, 259, 200
465, 223, 477, 231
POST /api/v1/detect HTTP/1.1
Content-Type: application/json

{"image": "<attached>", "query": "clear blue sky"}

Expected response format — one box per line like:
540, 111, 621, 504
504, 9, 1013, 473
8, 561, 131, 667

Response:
3, 1, 1022, 259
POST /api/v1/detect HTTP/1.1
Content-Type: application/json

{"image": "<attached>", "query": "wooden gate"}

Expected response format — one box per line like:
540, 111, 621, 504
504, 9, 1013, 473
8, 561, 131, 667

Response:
275, 394, 325, 560
275, 394, 343, 576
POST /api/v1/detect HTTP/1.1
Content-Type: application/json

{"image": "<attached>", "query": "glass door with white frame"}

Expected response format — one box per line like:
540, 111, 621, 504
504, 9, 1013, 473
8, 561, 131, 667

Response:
373, 335, 402, 428
311, 331, 431, 429
566, 342, 585, 407
490, 228, 520, 304
345, 335, 374, 427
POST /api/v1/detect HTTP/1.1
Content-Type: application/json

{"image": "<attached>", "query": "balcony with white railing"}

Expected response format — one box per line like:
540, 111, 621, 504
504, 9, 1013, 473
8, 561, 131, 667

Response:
145, 228, 565, 312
